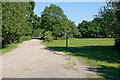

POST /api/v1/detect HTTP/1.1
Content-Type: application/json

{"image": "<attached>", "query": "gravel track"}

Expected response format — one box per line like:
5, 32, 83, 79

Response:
2, 39, 96, 78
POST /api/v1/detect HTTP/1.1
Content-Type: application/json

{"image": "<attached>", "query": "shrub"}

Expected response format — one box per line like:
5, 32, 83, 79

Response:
32, 29, 43, 38
61, 35, 67, 40
19, 36, 32, 43
43, 31, 53, 42
56, 37, 63, 40
74, 32, 82, 38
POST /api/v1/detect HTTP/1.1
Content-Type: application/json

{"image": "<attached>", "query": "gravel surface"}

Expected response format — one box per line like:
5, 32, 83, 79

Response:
2, 39, 96, 78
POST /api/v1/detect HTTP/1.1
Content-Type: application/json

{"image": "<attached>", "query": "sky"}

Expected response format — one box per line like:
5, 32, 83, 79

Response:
34, 2, 106, 26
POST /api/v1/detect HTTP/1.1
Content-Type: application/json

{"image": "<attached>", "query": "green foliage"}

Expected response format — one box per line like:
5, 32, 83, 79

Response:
32, 29, 43, 37
0, 2, 1, 38
41, 4, 78, 39
96, 2, 120, 49
74, 32, 82, 38
32, 14, 41, 29
77, 19, 112, 38
77, 2, 120, 39
41, 4, 67, 32
111, 2, 120, 49
19, 36, 32, 43
2, 2, 35, 46
66, 20, 81, 38
72, 27, 82, 38
43, 31, 53, 42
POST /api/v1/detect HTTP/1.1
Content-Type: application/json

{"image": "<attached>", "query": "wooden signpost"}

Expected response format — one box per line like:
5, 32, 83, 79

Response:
64, 32, 71, 49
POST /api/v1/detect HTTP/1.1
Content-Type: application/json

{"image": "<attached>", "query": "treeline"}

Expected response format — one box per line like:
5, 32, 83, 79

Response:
77, 2, 120, 49
77, 18, 115, 38
77, 2, 120, 39
2, 1, 120, 49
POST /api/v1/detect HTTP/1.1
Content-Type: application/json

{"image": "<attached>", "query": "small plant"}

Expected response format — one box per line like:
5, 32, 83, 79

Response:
43, 31, 53, 42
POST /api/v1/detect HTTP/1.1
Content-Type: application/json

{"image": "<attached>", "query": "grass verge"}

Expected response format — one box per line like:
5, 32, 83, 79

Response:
1, 36, 32, 55
42, 38, 119, 79
0, 42, 20, 55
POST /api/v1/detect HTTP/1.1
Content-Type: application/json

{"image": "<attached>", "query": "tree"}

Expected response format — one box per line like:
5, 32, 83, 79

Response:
41, 4, 68, 39
32, 29, 44, 37
96, 1, 120, 49
66, 20, 81, 38
31, 14, 41, 29
110, 2, 120, 49
2, 1, 35, 46
77, 18, 114, 38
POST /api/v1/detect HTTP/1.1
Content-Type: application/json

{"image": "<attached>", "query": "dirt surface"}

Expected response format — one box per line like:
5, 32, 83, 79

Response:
2, 39, 96, 78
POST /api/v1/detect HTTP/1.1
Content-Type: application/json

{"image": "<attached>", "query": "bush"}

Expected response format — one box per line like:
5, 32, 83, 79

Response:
61, 35, 67, 40
74, 32, 82, 38
32, 29, 43, 37
69, 34, 74, 38
19, 36, 32, 43
43, 31, 53, 42
57, 35, 66, 40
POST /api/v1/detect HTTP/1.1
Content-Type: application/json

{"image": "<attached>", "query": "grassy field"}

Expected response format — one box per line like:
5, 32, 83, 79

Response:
42, 38, 119, 79
0, 43, 20, 55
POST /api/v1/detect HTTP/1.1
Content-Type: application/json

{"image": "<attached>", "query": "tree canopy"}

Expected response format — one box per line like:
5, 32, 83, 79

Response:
41, 4, 80, 39
2, 2, 35, 45
96, 1, 120, 49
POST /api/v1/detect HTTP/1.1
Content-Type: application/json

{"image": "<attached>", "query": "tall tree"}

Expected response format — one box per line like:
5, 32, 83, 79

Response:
2, 1, 35, 46
66, 20, 81, 38
41, 4, 68, 38
96, 1, 120, 49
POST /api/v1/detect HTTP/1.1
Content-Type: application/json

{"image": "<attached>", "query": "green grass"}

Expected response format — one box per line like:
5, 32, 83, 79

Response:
0, 42, 20, 55
0, 37, 32, 55
42, 38, 119, 79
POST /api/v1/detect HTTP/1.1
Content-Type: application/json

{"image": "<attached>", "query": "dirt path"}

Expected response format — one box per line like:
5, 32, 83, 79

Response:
2, 39, 96, 78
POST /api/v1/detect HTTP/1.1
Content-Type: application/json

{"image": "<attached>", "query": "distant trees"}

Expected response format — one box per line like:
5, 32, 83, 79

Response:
96, 1, 120, 49
77, 1, 120, 49
77, 20, 103, 38
30, 14, 43, 38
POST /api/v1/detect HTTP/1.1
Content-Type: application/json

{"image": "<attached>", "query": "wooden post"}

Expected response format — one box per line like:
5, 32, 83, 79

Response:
64, 32, 70, 49
66, 34, 68, 49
